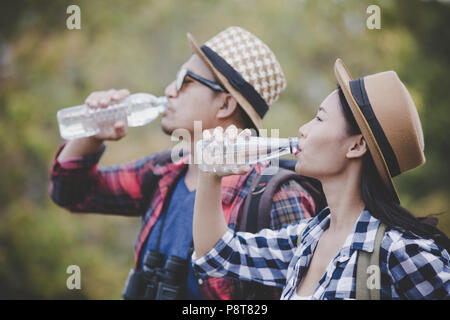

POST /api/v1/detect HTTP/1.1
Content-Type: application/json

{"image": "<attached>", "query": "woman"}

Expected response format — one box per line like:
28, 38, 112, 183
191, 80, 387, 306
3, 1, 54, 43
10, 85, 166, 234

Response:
192, 59, 450, 299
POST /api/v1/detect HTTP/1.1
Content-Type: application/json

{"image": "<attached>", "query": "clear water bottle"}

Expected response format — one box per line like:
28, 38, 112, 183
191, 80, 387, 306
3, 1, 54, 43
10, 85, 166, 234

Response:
57, 93, 167, 140
196, 135, 299, 173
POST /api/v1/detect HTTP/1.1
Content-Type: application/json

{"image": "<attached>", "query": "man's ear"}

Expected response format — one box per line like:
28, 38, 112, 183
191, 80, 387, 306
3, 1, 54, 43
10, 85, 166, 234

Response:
216, 94, 239, 119
346, 134, 367, 159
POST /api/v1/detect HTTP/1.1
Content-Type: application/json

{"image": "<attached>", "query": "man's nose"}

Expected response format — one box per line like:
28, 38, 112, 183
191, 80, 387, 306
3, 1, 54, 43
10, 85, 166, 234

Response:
164, 80, 178, 98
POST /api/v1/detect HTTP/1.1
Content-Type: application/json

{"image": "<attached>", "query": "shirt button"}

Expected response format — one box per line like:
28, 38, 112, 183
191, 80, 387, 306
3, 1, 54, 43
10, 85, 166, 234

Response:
198, 279, 203, 285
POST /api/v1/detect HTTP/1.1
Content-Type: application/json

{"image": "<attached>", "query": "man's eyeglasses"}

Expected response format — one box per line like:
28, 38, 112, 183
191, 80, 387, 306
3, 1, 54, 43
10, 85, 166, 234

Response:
176, 68, 227, 93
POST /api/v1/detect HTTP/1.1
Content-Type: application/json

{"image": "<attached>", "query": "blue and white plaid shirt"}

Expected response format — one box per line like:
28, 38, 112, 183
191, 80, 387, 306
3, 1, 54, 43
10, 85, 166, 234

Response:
193, 208, 450, 299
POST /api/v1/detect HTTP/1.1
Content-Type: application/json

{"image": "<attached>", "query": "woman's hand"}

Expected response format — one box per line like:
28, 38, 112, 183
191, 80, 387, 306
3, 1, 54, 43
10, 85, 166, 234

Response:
193, 125, 253, 258
198, 125, 253, 177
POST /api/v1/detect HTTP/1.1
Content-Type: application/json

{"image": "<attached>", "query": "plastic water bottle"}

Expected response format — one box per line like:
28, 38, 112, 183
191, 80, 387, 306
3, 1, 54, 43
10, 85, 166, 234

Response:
196, 136, 299, 173
57, 93, 167, 140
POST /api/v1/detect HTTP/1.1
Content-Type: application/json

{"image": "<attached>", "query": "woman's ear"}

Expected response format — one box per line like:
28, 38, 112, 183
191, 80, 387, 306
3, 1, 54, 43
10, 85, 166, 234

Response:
346, 135, 367, 159
216, 94, 238, 119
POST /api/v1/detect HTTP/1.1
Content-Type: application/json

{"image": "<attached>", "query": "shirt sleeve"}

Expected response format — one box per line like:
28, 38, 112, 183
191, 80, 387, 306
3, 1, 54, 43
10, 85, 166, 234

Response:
49, 143, 155, 216
192, 222, 306, 288
385, 230, 450, 299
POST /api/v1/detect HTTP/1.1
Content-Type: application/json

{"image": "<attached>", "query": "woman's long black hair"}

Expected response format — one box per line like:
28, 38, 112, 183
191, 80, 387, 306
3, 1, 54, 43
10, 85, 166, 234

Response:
336, 85, 450, 251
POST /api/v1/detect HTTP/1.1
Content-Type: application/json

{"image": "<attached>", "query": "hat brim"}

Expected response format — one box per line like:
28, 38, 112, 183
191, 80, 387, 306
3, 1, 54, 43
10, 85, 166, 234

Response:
334, 58, 400, 203
187, 32, 263, 133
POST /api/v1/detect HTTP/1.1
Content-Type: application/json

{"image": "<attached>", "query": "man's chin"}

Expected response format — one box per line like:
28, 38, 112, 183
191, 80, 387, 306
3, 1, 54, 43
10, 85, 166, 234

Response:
160, 117, 174, 135
160, 118, 194, 136
160, 123, 174, 136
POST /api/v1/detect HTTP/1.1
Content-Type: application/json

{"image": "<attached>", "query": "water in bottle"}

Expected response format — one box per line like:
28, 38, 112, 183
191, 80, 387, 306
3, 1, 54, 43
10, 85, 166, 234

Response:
57, 93, 167, 140
197, 135, 299, 173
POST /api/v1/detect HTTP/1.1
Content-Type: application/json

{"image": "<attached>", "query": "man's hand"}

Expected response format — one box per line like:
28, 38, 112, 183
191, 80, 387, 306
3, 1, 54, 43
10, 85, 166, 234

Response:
85, 88, 131, 141
57, 88, 131, 162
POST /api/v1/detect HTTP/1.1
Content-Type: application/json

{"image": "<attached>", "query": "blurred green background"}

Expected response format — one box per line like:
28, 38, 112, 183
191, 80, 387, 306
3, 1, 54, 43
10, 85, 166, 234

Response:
0, 0, 449, 299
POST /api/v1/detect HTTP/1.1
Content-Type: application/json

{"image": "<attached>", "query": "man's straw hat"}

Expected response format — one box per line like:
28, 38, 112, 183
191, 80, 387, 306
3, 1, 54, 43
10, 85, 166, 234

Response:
187, 26, 286, 132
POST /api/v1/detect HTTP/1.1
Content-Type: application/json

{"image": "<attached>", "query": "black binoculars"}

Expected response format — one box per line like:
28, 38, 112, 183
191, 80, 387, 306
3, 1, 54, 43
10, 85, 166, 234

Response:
122, 250, 189, 300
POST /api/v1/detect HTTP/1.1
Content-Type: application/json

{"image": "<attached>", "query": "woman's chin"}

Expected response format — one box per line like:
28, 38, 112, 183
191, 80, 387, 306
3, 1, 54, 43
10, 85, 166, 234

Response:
294, 161, 303, 175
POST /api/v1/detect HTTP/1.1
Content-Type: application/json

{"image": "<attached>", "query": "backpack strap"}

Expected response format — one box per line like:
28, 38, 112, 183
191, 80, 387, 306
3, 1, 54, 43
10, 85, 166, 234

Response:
256, 168, 299, 231
241, 167, 276, 233
277, 160, 327, 214
240, 162, 327, 233
355, 223, 386, 300
243, 167, 301, 233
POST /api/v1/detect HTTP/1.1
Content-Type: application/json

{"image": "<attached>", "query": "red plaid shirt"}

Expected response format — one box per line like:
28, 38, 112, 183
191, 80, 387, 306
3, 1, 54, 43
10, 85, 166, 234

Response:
49, 143, 316, 299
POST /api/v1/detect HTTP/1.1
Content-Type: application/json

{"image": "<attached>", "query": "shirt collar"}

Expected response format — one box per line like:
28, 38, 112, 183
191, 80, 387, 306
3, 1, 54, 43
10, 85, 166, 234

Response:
152, 154, 190, 177
155, 155, 190, 195
346, 209, 381, 253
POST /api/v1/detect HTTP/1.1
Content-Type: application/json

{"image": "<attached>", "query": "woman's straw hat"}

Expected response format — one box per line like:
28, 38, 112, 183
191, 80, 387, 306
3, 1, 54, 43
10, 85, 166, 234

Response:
334, 58, 425, 202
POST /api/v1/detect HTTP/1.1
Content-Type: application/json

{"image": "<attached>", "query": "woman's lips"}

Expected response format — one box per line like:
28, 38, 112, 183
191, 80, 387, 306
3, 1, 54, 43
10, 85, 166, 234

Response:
295, 143, 302, 156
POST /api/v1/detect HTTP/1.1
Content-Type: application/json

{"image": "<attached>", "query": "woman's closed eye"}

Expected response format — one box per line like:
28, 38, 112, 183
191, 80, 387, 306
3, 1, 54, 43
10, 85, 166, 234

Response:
315, 106, 326, 122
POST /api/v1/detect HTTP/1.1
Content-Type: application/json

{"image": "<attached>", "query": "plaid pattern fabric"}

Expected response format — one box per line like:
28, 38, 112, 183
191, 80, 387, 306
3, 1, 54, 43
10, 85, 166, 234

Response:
193, 208, 450, 300
49, 143, 315, 299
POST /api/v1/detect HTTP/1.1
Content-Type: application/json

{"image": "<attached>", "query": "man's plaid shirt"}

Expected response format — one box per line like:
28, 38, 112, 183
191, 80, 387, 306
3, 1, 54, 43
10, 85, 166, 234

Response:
193, 208, 450, 299
49, 143, 316, 299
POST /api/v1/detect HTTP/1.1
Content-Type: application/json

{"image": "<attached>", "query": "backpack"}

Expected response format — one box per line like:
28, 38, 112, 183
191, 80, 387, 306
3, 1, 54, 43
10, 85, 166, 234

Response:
238, 159, 326, 233
235, 158, 327, 300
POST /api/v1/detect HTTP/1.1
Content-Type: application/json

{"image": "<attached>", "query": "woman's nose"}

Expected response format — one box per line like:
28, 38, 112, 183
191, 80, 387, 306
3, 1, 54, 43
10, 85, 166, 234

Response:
299, 119, 313, 138
298, 124, 307, 139
164, 80, 178, 98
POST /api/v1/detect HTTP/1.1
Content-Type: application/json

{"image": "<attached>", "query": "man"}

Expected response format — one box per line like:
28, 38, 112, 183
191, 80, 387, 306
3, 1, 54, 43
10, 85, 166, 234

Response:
49, 26, 317, 299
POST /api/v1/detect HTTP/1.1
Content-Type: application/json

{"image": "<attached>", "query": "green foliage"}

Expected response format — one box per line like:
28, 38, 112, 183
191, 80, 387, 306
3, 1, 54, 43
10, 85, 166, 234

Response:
0, 0, 448, 299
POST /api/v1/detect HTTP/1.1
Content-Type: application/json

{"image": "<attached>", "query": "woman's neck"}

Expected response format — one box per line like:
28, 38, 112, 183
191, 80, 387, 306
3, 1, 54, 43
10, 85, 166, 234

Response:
320, 169, 365, 235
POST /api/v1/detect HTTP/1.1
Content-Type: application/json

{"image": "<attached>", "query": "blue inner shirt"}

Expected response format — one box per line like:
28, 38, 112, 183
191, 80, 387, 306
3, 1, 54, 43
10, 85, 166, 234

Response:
140, 174, 202, 299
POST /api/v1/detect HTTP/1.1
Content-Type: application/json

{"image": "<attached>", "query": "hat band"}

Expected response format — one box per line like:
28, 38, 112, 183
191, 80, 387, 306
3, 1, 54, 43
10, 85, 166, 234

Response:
350, 78, 401, 177
201, 45, 269, 119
